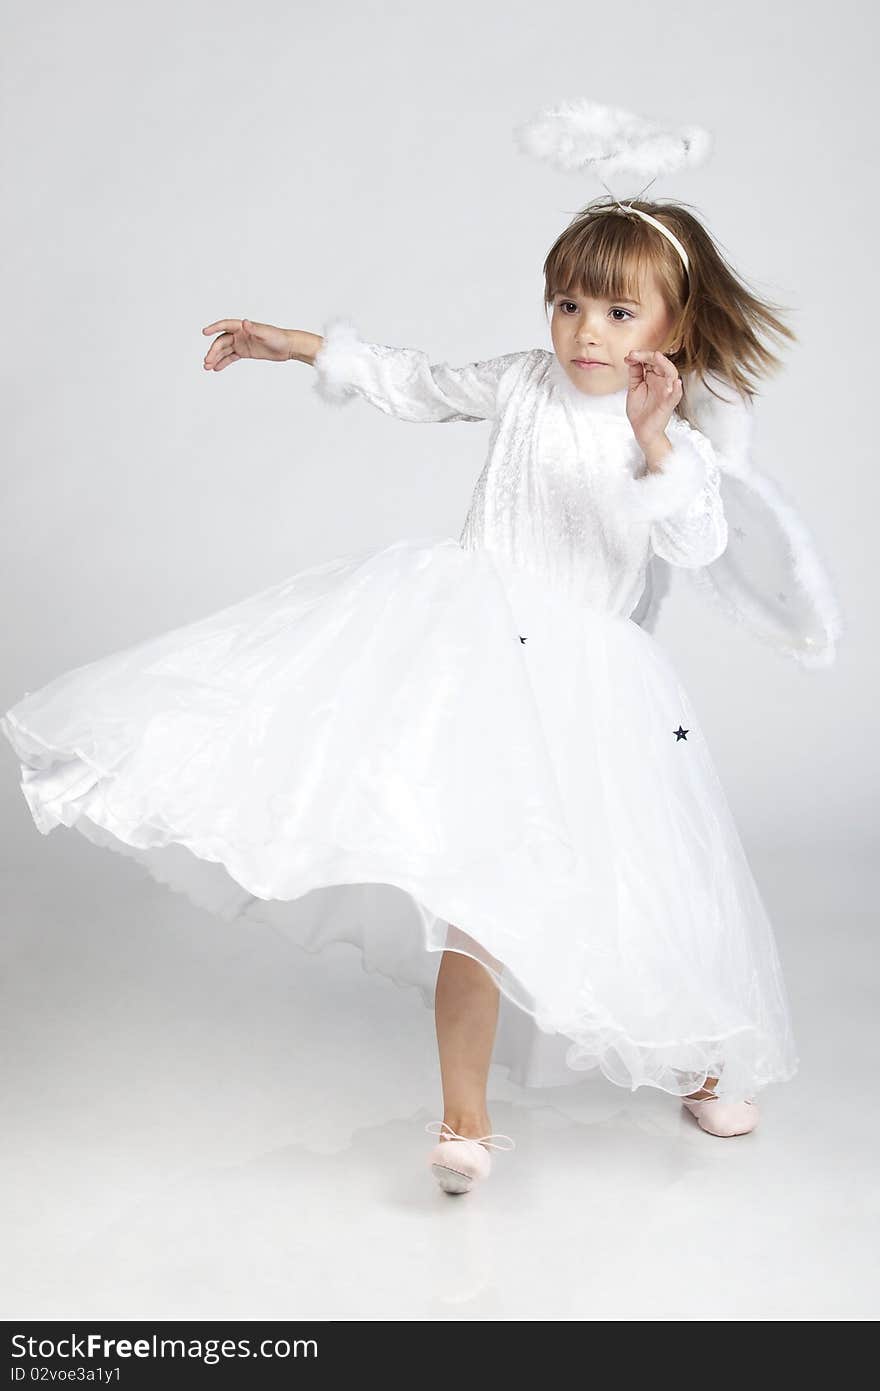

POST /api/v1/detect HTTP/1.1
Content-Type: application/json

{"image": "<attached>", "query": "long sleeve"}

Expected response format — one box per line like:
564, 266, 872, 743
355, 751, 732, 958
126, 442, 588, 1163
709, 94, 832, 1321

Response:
648, 427, 728, 568
620, 422, 728, 569
312, 317, 529, 423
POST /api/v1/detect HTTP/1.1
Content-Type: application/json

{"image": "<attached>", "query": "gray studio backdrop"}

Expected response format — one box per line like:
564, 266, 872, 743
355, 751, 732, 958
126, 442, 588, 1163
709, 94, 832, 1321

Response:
2, 0, 872, 864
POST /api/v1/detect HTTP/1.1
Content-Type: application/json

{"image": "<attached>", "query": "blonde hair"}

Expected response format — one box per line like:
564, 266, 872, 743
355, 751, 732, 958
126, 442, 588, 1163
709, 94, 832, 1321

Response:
542, 195, 797, 425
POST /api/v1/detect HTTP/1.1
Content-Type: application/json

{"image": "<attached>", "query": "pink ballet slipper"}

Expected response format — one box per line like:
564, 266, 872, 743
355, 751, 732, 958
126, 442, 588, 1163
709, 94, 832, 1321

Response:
425, 1121, 516, 1194
682, 1093, 759, 1137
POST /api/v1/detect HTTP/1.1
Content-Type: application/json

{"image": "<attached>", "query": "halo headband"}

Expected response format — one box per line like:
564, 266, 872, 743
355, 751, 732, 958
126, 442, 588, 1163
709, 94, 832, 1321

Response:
516, 98, 713, 280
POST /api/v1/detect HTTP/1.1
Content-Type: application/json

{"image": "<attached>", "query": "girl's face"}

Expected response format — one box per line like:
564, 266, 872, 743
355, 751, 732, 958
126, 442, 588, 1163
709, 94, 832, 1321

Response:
550, 265, 677, 396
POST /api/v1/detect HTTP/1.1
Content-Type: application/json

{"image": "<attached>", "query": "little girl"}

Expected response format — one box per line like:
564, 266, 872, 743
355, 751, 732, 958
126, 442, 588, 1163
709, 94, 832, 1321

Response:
1, 194, 838, 1197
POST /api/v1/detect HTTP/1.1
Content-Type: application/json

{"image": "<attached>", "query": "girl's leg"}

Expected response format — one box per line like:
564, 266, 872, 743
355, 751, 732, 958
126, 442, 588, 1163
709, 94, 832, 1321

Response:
434, 947, 500, 1140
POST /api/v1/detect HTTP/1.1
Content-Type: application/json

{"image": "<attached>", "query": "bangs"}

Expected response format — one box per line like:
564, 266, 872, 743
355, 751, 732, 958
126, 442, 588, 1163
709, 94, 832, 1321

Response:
545, 212, 662, 305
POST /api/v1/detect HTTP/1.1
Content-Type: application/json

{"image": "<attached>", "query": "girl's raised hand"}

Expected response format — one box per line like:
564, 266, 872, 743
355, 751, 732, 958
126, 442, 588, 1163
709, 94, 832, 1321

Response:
202, 318, 292, 371
623, 349, 683, 445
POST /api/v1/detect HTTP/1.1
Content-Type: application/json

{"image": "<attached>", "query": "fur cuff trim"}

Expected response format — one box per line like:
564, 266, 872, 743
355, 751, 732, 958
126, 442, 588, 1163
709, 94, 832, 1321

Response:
312, 317, 370, 405
622, 433, 707, 522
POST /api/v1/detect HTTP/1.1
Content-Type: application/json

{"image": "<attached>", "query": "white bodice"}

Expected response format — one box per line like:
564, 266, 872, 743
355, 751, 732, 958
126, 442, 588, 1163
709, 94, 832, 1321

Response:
312, 320, 728, 619
456, 353, 701, 616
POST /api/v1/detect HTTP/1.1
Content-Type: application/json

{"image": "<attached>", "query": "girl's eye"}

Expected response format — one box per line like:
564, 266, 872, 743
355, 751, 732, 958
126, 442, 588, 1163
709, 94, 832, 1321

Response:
557, 301, 633, 321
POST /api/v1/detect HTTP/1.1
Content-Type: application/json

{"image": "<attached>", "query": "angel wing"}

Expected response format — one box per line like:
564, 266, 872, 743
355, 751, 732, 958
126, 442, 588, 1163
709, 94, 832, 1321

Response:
631, 374, 842, 669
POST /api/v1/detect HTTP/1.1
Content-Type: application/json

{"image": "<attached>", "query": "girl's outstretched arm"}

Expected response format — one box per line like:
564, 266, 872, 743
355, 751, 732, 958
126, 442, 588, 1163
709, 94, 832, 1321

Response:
203, 317, 527, 423
308, 318, 529, 423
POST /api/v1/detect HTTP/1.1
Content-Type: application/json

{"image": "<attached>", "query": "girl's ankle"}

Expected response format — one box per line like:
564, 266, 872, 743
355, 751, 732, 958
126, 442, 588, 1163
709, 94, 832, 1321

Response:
686, 1075, 720, 1102
440, 1111, 492, 1141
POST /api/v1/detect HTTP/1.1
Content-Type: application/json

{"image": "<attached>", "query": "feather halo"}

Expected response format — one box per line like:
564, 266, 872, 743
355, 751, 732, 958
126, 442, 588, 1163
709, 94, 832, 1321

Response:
514, 98, 712, 187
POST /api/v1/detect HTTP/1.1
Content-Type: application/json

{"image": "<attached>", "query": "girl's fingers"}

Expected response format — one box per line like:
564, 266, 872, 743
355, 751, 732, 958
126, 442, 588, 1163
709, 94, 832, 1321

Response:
204, 340, 238, 370
626, 348, 675, 377
202, 329, 233, 361
210, 350, 240, 371
624, 350, 682, 402
202, 319, 257, 370
626, 350, 680, 397
626, 354, 647, 388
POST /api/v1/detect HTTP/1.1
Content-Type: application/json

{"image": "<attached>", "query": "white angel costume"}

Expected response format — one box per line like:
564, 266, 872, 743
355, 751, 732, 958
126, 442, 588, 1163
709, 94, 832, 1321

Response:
1, 320, 840, 1103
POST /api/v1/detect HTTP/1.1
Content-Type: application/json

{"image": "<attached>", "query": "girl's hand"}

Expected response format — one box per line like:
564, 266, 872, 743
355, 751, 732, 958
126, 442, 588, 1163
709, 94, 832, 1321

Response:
624, 349, 683, 446
201, 318, 293, 370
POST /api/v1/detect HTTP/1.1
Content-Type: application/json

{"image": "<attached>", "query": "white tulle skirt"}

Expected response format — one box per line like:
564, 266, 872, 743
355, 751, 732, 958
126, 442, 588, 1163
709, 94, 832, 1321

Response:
1, 536, 797, 1102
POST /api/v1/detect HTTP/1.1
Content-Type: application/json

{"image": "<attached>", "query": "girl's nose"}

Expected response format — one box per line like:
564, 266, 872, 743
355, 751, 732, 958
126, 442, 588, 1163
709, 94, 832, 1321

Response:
575, 317, 603, 342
